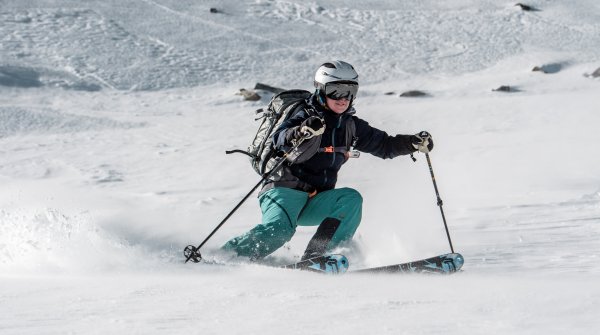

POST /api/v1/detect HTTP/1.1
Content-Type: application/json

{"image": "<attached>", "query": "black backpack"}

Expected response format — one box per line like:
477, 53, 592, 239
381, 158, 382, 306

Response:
227, 89, 313, 176
228, 89, 358, 178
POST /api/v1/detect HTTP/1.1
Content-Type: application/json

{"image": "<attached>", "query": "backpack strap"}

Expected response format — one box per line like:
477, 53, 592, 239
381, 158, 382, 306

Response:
344, 116, 357, 150
317, 146, 350, 154
316, 116, 356, 155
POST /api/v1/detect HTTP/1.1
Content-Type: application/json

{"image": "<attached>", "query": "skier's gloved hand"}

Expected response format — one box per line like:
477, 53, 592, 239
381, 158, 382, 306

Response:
299, 116, 325, 139
286, 116, 325, 143
411, 131, 434, 153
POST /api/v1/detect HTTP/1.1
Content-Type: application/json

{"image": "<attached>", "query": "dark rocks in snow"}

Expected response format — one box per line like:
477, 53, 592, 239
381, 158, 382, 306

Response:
583, 67, 600, 78
515, 3, 539, 11
209, 8, 220, 14
493, 85, 520, 93
0, 65, 42, 88
237, 88, 261, 101
400, 90, 428, 97
384, 92, 395, 95
254, 82, 285, 94
0, 65, 102, 91
94, 168, 124, 184
532, 63, 562, 74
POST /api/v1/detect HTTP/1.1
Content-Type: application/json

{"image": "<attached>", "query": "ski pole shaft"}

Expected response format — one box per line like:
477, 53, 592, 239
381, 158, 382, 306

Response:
185, 135, 308, 263
425, 153, 455, 254
193, 178, 264, 253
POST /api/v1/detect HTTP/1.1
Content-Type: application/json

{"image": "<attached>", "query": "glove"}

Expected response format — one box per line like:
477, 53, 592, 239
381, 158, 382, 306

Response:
300, 116, 325, 139
411, 131, 434, 153
286, 116, 325, 143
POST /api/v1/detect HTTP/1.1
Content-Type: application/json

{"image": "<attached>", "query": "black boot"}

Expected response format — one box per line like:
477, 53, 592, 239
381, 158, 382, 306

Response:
301, 218, 341, 261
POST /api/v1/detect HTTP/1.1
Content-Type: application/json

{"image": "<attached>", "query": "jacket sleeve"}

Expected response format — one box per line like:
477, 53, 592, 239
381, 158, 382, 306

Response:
353, 116, 416, 159
271, 108, 322, 164
272, 107, 311, 149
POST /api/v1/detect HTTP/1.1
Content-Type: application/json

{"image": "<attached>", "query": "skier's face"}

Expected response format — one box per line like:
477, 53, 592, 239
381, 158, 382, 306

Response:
325, 97, 350, 114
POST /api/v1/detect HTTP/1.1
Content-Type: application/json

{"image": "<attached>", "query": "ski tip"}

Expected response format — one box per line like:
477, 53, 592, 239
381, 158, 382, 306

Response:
351, 252, 464, 275
447, 253, 464, 272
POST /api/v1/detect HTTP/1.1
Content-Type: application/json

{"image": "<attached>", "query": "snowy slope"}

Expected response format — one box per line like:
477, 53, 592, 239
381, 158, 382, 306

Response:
1, 0, 600, 334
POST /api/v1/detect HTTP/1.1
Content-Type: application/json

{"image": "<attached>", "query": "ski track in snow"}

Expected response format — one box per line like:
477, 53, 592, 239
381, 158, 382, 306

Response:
0, 8, 223, 90
2, 1, 599, 89
1, 0, 600, 334
0, 106, 144, 138
456, 195, 600, 275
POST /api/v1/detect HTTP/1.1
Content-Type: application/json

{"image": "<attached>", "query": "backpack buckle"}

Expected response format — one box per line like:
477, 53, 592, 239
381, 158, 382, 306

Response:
323, 146, 334, 153
347, 150, 360, 158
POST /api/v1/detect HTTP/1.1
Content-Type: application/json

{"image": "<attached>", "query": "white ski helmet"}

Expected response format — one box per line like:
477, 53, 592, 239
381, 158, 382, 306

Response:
314, 60, 359, 90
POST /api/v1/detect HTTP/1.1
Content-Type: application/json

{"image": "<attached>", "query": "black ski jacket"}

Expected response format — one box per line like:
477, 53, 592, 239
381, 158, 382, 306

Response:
267, 94, 416, 193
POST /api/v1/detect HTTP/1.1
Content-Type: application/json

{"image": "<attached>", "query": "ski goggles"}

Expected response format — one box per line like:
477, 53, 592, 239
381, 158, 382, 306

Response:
324, 82, 358, 101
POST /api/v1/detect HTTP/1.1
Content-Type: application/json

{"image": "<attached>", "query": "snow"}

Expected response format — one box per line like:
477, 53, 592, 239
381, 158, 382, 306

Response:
1, 0, 600, 333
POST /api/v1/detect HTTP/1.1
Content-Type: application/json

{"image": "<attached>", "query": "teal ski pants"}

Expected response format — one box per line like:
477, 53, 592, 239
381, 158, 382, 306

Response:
222, 187, 362, 259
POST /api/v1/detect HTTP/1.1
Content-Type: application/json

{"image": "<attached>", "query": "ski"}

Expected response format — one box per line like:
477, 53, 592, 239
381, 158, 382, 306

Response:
353, 253, 464, 274
189, 254, 349, 275
282, 254, 349, 274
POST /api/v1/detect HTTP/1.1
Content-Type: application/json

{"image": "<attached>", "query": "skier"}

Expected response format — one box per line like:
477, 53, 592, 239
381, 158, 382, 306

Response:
222, 60, 434, 261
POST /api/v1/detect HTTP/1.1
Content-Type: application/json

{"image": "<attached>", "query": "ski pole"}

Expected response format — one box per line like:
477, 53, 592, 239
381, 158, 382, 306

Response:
424, 153, 454, 253
184, 134, 309, 263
